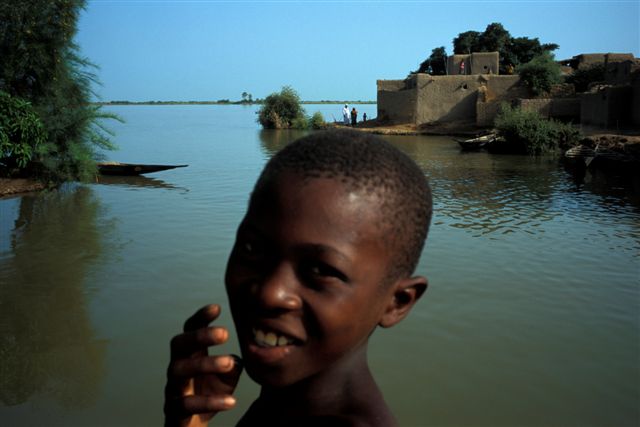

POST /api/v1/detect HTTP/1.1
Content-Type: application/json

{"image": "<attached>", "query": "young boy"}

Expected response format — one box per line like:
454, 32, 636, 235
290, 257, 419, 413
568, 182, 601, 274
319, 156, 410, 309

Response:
164, 129, 432, 426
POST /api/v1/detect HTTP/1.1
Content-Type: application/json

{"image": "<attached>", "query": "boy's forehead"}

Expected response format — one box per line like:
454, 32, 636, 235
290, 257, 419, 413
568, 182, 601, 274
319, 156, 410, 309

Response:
252, 171, 386, 212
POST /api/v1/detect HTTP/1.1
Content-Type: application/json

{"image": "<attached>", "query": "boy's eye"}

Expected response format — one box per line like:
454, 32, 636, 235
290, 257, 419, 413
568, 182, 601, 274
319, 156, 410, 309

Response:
303, 261, 348, 284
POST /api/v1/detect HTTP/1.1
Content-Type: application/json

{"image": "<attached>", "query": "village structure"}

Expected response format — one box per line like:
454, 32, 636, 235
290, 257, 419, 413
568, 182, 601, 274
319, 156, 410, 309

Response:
377, 52, 640, 131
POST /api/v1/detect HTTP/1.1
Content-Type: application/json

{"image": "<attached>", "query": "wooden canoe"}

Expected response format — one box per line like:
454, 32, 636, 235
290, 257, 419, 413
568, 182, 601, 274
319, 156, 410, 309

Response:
454, 134, 495, 151
97, 162, 188, 176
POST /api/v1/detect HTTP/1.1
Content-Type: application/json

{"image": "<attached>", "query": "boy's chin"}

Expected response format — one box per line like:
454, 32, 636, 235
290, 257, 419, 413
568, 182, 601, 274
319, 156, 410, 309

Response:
243, 362, 302, 389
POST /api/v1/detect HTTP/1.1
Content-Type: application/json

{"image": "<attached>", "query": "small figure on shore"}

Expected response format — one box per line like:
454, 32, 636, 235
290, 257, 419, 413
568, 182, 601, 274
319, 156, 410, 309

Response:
343, 104, 350, 125
363, 112, 367, 122
505, 63, 514, 75
351, 107, 358, 126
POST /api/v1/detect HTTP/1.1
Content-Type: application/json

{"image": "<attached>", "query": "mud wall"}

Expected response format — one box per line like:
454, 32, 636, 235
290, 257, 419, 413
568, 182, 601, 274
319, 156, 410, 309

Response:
377, 79, 416, 123
447, 52, 499, 75
581, 86, 633, 128
517, 98, 581, 121
633, 75, 640, 126
475, 76, 526, 126
447, 55, 470, 75
470, 52, 500, 75
414, 75, 481, 124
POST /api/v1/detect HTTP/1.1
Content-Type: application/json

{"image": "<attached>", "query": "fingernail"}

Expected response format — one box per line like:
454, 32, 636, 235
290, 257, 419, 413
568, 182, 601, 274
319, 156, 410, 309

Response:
223, 396, 236, 407
213, 328, 228, 341
222, 356, 233, 369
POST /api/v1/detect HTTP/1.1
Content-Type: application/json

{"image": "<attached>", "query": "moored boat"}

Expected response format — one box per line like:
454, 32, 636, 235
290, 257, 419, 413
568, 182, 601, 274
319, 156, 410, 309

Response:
97, 162, 188, 176
564, 145, 596, 167
454, 133, 495, 151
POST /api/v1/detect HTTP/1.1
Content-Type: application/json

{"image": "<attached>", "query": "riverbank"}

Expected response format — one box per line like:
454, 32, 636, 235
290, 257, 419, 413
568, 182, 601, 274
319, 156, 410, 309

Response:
336, 119, 640, 144
333, 119, 491, 136
0, 178, 46, 198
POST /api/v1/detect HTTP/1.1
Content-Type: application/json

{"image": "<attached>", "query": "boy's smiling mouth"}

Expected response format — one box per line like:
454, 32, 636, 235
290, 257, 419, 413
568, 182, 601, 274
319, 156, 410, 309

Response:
252, 328, 296, 347
244, 324, 305, 365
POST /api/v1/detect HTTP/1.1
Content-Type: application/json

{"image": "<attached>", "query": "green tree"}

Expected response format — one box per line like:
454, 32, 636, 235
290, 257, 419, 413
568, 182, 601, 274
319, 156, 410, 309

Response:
453, 31, 481, 54
257, 86, 306, 129
420, 23, 559, 75
241, 92, 248, 102
416, 47, 447, 75
517, 52, 562, 96
0, 0, 118, 182
503, 37, 559, 70
565, 64, 605, 93
0, 91, 47, 172
478, 23, 511, 54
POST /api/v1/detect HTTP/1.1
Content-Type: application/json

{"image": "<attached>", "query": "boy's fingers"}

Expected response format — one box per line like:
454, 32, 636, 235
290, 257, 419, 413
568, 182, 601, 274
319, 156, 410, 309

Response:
164, 394, 236, 419
168, 355, 235, 379
183, 304, 221, 332
165, 355, 243, 400
170, 327, 228, 359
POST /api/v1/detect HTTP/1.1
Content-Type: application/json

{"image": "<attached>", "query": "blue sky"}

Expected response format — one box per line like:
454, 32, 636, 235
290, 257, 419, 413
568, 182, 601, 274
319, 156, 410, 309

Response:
77, 0, 640, 102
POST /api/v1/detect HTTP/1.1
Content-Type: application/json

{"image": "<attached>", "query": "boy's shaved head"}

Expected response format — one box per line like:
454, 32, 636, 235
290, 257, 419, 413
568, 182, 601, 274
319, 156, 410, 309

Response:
253, 129, 432, 281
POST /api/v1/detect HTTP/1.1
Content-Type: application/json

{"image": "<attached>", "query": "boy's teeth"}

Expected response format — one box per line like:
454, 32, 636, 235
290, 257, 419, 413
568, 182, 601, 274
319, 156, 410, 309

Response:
265, 332, 277, 346
253, 328, 294, 348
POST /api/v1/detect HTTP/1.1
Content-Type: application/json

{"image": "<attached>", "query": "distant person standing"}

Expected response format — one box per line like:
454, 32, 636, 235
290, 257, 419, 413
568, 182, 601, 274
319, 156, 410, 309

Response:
343, 105, 350, 125
363, 112, 367, 122
351, 107, 358, 126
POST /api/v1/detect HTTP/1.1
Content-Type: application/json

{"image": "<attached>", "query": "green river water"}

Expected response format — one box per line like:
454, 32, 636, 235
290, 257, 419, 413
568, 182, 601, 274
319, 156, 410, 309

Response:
1, 105, 638, 426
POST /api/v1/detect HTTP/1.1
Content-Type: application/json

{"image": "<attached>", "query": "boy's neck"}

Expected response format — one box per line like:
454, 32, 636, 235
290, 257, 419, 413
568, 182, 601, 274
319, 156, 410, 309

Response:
262, 346, 372, 406
239, 345, 398, 426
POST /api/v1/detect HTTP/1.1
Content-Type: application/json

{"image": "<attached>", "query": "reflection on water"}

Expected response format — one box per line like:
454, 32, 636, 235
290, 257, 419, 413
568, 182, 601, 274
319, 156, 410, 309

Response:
0, 185, 114, 408
386, 135, 640, 241
1, 107, 638, 426
95, 174, 188, 191
258, 129, 309, 158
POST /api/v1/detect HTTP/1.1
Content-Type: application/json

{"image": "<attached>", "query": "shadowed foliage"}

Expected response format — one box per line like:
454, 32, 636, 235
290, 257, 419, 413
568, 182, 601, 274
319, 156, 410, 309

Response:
0, 0, 119, 182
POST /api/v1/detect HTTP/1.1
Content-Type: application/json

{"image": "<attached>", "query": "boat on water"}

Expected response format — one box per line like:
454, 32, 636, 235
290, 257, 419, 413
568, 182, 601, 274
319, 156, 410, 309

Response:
97, 162, 188, 176
454, 134, 496, 151
564, 145, 596, 167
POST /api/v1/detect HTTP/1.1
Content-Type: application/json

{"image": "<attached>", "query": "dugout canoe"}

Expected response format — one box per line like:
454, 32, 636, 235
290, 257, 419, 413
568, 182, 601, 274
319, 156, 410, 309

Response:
454, 134, 496, 151
97, 162, 188, 176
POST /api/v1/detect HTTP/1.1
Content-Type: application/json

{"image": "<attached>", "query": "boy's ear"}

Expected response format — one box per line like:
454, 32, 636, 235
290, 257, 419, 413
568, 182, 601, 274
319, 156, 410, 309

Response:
378, 276, 428, 328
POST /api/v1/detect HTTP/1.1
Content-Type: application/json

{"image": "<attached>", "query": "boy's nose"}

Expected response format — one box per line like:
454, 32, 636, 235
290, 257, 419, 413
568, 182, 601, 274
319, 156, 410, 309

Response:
252, 263, 302, 312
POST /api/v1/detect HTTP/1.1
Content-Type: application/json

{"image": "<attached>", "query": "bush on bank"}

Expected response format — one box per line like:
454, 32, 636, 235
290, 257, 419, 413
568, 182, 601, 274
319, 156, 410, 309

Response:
493, 104, 580, 155
257, 86, 306, 129
257, 87, 327, 130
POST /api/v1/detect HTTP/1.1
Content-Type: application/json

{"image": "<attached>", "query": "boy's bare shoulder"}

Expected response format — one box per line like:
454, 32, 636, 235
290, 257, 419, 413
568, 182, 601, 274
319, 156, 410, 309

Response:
238, 414, 396, 427
301, 414, 398, 427
236, 396, 398, 427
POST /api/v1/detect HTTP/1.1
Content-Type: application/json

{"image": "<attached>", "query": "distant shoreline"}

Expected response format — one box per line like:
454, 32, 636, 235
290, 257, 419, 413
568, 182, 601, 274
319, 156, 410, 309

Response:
92, 100, 376, 106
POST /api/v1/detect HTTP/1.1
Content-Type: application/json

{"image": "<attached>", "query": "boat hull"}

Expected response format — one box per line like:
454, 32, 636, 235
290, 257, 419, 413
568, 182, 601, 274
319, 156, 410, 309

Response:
97, 163, 187, 176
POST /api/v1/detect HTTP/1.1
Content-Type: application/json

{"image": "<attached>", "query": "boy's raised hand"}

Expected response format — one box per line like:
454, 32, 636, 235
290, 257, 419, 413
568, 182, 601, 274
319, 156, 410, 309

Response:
164, 304, 243, 427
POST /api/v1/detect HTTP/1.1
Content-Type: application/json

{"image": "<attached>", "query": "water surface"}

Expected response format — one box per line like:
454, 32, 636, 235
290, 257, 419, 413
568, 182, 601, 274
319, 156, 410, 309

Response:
1, 105, 638, 426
